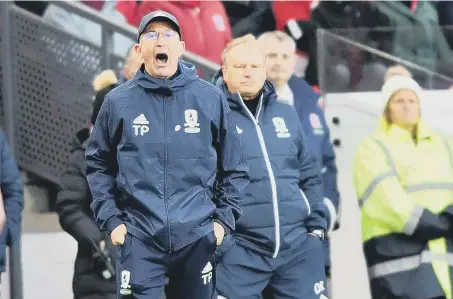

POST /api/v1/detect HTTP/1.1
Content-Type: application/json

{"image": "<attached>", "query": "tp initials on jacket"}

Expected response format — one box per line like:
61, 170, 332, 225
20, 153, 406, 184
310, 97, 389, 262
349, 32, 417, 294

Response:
132, 109, 202, 136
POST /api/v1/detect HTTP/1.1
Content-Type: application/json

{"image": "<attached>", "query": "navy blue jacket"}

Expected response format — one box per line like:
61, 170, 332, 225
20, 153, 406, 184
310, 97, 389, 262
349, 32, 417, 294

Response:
213, 71, 327, 258
289, 76, 340, 233
288, 76, 340, 271
86, 61, 249, 252
0, 130, 24, 272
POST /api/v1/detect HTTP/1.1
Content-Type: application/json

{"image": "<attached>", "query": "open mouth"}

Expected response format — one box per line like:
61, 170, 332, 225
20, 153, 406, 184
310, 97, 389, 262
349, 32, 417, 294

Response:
155, 53, 168, 65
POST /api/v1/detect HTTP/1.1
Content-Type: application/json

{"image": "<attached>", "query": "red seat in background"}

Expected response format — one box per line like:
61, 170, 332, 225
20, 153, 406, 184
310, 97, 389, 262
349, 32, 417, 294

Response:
272, 0, 314, 31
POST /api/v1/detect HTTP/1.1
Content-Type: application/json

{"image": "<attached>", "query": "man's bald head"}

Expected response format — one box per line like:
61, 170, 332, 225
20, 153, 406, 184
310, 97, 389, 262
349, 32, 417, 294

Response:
258, 31, 296, 88
221, 34, 264, 65
258, 31, 296, 53
221, 34, 267, 100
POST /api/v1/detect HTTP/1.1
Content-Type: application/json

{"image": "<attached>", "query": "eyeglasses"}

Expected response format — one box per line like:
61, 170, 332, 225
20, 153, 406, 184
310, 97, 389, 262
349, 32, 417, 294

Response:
142, 30, 177, 40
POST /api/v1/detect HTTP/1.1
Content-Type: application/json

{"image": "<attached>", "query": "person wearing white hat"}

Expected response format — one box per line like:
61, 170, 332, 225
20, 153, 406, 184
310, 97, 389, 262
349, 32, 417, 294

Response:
353, 75, 453, 299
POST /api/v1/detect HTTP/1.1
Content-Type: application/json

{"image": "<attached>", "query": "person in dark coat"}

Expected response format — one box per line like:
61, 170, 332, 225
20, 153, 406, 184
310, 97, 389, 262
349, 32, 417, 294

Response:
86, 10, 249, 299
56, 70, 118, 299
0, 129, 24, 287
258, 31, 341, 297
213, 34, 329, 299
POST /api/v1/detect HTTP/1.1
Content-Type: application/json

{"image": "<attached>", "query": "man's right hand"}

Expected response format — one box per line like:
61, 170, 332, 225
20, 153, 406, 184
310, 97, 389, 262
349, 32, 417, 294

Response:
110, 224, 127, 245
0, 192, 6, 233
99, 240, 106, 251
0, 211, 6, 234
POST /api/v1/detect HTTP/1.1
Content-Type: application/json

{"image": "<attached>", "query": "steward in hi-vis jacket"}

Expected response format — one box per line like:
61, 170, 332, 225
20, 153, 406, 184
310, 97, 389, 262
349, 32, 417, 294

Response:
354, 75, 453, 299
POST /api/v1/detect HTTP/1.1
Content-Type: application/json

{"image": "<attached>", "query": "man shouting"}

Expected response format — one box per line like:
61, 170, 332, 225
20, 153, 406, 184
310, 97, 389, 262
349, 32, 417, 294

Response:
86, 10, 249, 299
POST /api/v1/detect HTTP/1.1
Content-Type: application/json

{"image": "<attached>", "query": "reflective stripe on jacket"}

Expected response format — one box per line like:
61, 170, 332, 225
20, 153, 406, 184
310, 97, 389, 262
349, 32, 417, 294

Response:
353, 118, 453, 299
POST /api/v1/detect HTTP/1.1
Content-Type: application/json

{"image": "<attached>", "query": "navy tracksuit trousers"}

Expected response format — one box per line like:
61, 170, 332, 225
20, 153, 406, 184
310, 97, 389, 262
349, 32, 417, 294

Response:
216, 234, 329, 299
117, 231, 217, 299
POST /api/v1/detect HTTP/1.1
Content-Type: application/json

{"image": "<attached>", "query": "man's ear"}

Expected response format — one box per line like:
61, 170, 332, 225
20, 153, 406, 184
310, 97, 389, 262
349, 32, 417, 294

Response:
134, 43, 142, 60
261, 65, 267, 77
290, 53, 297, 73
222, 65, 227, 81
178, 41, 186, 58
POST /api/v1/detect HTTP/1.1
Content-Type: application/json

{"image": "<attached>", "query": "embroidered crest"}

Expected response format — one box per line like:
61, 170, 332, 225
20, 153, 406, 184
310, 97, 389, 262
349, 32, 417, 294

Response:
272, 117, 290, 138
309, 113, 324, 135
184, 109, 200, 133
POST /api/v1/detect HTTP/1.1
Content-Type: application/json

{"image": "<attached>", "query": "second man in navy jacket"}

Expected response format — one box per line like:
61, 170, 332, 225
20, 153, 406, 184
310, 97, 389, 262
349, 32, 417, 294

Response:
213, 34, 329, 299
258, 31, 341, 288
85, 10, 249, 299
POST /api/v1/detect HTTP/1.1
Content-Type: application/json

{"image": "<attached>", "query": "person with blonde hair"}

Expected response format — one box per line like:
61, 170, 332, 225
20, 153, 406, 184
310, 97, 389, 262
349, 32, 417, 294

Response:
353, 75, 453, 299
212, 34, 328, 299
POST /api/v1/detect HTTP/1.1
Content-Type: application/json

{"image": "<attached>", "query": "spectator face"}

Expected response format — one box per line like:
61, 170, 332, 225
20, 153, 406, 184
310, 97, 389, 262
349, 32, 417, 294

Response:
387, 89, 420, 127
122, 49, 143, 80
262, 38, 296, 88
223, 42, 266, 99
135, 21, 185, 78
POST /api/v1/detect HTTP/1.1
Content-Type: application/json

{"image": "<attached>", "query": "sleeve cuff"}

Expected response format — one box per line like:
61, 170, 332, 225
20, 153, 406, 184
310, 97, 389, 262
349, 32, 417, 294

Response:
106, 217, 123, 235
71, 217, 104, 245
215, 207, 236, 233
323, 197, 337, 235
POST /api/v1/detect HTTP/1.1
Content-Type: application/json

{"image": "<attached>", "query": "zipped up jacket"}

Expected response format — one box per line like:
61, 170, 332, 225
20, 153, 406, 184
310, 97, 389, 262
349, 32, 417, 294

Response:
213, 71, 327, 258
289, 75, 340, 234
0, 129, 23, 272
289, 75, 340, 270
86, 61, 249, 252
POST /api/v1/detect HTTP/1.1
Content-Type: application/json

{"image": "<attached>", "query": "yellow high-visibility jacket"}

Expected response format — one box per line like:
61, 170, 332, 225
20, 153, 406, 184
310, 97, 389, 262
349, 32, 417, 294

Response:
353, 118, 453, 299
